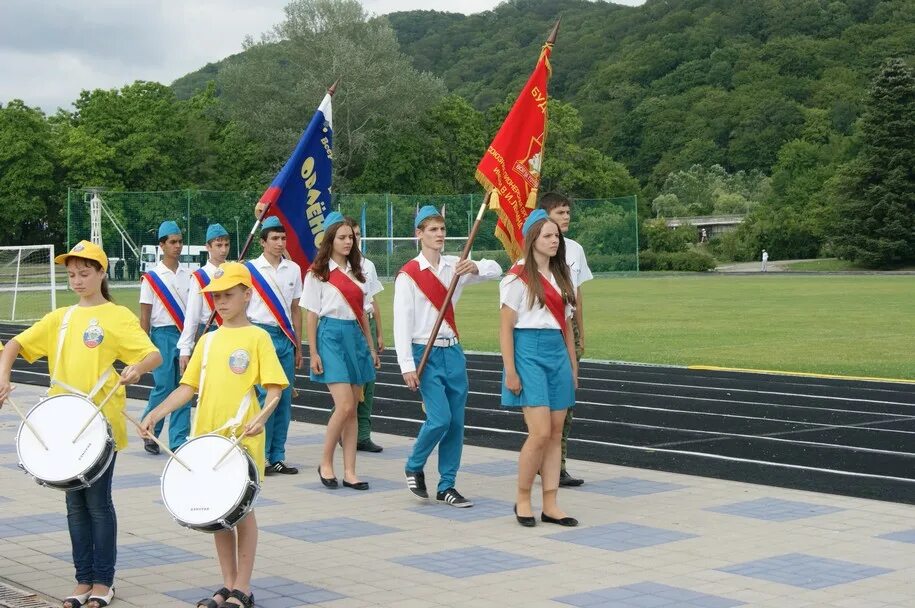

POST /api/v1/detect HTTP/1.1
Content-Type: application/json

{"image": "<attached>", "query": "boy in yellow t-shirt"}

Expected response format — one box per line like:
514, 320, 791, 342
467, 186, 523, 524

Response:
140, 262, 287, 608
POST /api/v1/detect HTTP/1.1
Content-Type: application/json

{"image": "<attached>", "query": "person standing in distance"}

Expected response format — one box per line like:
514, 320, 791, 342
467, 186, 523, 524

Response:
540, 193, 591, 487
352, 222, 385, 452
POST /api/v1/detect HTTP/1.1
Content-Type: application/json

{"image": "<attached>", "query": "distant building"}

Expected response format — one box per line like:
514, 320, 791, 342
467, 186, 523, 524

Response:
664, 215, 745, 237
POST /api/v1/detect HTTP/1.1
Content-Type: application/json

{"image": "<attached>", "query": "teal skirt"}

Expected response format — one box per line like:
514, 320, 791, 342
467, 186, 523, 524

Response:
501, 328, 574, 411
310, 317, 375, 385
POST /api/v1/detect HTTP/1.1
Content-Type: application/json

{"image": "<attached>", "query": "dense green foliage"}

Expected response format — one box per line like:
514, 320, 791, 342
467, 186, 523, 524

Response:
2, 0, 913, 269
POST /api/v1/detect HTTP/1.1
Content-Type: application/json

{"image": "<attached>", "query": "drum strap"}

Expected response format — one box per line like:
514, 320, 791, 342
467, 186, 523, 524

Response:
48, 305, 114, 399
191, 332, 255, 439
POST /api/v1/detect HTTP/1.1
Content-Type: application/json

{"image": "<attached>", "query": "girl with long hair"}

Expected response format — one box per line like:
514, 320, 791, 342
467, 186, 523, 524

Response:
302, 213, 380, 490
499, 210, 579, 527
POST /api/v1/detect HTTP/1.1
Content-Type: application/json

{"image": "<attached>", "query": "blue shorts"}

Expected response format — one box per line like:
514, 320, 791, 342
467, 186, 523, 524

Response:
310, 317, 376, 385
501, 328, 574, 411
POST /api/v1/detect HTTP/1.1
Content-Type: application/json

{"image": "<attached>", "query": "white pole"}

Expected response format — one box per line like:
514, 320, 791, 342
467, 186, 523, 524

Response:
49, 245, 56, 310
11, 250, 21, 322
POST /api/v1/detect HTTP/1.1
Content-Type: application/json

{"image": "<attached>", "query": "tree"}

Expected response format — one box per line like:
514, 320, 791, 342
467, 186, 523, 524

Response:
217, 0, 446, 191
0, 101, 59, 245
830, 58, 915, 267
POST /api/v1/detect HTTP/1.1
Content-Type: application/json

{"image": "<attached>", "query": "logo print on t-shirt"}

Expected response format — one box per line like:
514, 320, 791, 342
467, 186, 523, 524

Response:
229, 349, 250, 374
83, 320, 104, 348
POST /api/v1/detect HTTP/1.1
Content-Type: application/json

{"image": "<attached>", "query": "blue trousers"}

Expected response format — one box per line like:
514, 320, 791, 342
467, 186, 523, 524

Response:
255, 324, 296, 464
406, 343, 468, 493
142, 326, 190, 450
66, 454, 117, 587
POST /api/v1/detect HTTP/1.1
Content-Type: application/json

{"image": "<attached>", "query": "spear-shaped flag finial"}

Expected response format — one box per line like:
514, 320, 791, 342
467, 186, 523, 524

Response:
328, 78, 340, 96
547, 17, 561, 45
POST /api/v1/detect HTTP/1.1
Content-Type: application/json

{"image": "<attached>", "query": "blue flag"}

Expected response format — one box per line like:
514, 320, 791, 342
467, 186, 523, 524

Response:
257, 92, 333, 271
360, 201, 367, 254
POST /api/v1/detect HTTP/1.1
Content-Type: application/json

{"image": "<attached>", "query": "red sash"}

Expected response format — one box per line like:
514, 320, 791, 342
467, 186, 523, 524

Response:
508, 264, 568, 335
192, 269, 222, 326
399, 260, 459, 338
327, 268, 365, 321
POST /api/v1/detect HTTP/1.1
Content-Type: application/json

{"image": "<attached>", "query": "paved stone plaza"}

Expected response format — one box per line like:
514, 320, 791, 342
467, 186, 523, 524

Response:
0, 385, 912, 607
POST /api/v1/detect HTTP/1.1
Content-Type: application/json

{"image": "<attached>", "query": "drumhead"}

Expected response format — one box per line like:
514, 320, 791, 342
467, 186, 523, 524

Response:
17, 394, 112, 483
161, 435, 253, 527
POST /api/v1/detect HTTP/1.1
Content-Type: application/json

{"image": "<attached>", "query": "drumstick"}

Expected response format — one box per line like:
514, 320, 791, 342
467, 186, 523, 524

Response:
71, 384, 120, 444
5, 394, 50, 451
121, 410, 193, 472
213, 396, 280, 471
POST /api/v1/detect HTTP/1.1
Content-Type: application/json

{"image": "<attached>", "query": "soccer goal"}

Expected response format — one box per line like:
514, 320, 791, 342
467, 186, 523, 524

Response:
359, 236, 470, 277
0, 245, 58, 323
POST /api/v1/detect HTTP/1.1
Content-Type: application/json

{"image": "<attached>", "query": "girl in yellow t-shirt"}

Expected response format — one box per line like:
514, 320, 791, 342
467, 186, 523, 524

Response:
140, 262, 287, 608
0, 240, 162, 608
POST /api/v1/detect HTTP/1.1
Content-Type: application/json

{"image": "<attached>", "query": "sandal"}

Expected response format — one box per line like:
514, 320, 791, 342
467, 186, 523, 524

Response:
217, 589, 254, 608
196, 587, 231, 608
86, 588, 114, 608
62, 591, 91, 608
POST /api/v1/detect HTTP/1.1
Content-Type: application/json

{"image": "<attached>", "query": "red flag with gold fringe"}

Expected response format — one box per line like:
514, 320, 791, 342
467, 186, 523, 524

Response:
475, 23, 556, 261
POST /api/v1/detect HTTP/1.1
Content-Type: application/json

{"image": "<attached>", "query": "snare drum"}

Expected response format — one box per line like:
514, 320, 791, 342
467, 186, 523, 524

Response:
160, 434, 260, 533
16, 394, 115, 491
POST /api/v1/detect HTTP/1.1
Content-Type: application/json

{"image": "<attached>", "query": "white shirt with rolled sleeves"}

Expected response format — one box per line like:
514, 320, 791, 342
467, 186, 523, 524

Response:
564, 237, 593, 290
361, 257, 383, 313
139, 262, 192, 328
177, 261, 218, 356
245, 254, 303, 327
300, 259, 367, 321
393, 253, 501, 374
499, 260, 573, 330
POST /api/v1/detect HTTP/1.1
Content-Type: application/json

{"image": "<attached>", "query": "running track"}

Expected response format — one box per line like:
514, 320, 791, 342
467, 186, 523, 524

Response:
3, 322, 913, 504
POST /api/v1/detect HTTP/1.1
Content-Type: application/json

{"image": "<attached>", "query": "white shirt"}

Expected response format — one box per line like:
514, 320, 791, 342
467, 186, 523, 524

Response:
500, 260, 572, 330
564, 238, 593, 290
361, 257, 383, 313
139, 262, 191, 328
300, 259, 367, 321
394, 252, 502, 374
177, 261, 218, 356
246, 254, 303, 326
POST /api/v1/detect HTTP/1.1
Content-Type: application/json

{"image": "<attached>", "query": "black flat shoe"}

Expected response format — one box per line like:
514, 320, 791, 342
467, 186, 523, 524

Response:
514, 504, 536, 527
356, 439, 384, 453
318, 466, 339, 489
541, 512, 579, 527
342, 479, 369, 490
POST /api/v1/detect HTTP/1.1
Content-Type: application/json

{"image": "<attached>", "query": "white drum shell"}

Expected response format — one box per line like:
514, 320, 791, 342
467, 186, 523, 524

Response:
16, 394, 115, 491
161, 434, 259, 532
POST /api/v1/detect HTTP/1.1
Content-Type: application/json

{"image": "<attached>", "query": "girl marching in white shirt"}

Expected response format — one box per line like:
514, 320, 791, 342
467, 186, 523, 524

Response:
302, 212, 380, 490
500, 209, 579, 528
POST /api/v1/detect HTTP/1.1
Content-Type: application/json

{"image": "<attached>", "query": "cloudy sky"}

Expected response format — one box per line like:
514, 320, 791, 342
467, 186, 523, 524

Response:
0, 0, 645, 114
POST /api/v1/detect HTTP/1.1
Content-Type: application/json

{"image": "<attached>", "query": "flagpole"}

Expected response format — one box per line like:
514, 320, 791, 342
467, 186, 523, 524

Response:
415, 192, 490, 379
199, 79, 339, 337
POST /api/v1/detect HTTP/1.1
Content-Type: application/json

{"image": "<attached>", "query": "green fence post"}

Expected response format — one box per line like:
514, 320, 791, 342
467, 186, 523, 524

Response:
186, 189, 192, 244
66, 187, 71, 251
633, 195, 640, 273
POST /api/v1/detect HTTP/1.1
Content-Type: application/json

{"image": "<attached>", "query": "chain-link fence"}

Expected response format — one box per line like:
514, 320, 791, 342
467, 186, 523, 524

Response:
67, 189, 638, 278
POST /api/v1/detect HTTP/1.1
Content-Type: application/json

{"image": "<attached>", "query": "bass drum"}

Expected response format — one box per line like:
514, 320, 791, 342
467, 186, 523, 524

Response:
16, 394, 115, 491
160, 434, 260, 533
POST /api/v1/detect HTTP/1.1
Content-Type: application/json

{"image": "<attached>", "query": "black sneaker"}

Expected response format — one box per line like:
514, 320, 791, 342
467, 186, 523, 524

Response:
266, 461, 298, 476
143, 439, 159, 455
436, 488, 473, 508
559, 470, 584, 487
405, 470, 428, 499
356, 439, 383, 453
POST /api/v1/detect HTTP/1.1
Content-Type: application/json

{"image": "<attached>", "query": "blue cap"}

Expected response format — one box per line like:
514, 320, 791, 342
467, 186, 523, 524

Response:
158, 220, 181, 240
415, 205, 443, 229
261, 216, 283, 230
324, 211, 344, 229
521, 209, 549, 240
205, 223, 229, 242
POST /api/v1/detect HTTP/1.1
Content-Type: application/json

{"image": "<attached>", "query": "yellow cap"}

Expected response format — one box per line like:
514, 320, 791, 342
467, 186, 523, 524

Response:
201, 262, 252, 293
54, 240, 109, 272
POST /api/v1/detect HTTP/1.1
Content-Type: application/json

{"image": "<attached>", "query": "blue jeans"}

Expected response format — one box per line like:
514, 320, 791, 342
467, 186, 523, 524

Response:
406, 344, 468, 493
142, 326, 191, 450
255, 324, 296, 464
65, 454, 117, 587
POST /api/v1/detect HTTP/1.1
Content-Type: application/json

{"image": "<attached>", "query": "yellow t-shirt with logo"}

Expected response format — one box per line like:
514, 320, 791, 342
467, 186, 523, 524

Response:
181, 325, 289, 478
15, 303, 159, 451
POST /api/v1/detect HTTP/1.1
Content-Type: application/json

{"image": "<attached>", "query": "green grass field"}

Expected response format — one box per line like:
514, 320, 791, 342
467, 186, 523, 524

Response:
2, 274, 912, 379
